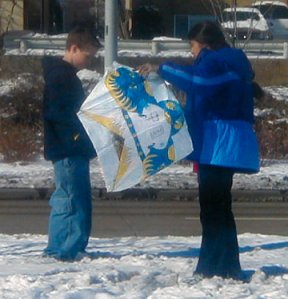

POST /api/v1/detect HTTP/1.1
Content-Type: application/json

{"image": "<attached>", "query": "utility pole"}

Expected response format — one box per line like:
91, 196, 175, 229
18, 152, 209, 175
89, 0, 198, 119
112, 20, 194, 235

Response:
104, 0, 118, 71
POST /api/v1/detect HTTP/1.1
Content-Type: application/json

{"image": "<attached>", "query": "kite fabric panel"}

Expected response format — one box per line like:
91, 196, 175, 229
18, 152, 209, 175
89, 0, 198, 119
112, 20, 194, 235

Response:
78, 64, 193, 192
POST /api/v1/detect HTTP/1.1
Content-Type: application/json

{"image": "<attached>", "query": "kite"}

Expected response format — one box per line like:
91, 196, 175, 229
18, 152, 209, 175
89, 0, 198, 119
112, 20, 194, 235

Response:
78, 64, 193, 191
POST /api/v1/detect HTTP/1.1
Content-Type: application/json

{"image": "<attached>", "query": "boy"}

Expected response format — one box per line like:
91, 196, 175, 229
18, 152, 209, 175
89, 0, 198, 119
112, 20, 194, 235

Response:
42, 26, 101, 260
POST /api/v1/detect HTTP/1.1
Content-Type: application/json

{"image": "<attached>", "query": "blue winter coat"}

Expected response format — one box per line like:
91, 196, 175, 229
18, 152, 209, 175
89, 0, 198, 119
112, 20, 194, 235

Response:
42, 57, 96, 162
158, 47, 259, 173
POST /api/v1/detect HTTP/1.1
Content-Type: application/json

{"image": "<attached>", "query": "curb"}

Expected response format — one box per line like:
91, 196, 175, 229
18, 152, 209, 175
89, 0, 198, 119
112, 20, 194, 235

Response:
0, 188, 287, 202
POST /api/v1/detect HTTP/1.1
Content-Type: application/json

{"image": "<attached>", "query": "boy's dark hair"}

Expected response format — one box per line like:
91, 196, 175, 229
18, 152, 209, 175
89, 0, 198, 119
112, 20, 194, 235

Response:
188, 21, 229, 50
66, 26, 102, 50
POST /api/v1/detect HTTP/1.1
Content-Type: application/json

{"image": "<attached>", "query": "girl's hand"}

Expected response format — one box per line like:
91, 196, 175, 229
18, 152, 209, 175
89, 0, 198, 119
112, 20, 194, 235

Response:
137, 63, 159, 77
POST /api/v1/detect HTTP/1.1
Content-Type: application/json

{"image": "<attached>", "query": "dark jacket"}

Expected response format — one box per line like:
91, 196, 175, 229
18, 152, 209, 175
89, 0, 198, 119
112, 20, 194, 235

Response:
42, 56, 96, 162
158, 47, 259, 173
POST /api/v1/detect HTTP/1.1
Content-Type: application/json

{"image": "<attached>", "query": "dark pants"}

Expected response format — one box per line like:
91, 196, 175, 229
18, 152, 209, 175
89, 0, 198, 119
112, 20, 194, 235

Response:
195, 164, 241, 278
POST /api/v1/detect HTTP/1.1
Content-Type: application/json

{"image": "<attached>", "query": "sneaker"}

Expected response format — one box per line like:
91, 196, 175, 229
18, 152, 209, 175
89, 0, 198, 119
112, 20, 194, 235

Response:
74, 251, 94, 261
229, 270, 254, 283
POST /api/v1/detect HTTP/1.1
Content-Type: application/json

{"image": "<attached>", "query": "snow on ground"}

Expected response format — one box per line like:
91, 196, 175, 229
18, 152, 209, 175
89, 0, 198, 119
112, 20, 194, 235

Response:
5, 47, 285, 59
0, 233, 288, 298
0, 158, 287, 191
265, 86, 288, 102
12, 45, 182, 58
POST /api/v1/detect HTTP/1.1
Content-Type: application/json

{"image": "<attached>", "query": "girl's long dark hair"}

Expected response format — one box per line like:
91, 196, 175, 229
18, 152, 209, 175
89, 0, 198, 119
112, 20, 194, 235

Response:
188, 21, 229, 50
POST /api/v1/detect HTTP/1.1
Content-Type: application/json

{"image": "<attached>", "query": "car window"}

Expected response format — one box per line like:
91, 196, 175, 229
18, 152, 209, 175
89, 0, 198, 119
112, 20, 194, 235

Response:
256, 4, 288, 19
272, 6, 288, 19
223, 12, 233, 22
223, 11, 260, 22
257, 5, 274, 18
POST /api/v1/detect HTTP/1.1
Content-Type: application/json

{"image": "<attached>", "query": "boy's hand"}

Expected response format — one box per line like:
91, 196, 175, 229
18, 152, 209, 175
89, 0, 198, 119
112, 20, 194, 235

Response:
137, 63, 159, 77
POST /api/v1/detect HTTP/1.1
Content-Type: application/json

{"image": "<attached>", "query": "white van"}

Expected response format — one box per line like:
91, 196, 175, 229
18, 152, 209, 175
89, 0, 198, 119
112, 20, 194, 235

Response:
252, 1, 288, 39
221, 7, 272, 40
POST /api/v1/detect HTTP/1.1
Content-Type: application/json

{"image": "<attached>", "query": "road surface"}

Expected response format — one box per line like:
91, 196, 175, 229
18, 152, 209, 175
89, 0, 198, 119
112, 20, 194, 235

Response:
0, 199, 287, 237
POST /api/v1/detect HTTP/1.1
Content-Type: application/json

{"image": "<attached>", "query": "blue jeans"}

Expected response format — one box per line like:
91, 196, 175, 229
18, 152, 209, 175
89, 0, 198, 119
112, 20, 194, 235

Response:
44, 156, 92, 260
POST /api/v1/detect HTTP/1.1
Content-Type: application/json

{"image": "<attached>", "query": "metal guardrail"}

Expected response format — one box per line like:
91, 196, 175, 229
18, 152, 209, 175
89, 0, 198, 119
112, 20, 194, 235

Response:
3, 34, 288, 58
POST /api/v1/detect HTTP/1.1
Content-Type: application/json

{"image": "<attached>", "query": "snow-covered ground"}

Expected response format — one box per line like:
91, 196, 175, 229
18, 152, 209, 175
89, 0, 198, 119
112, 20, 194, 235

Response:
0, 158, 288, 191
0, 233, 288, 298
1, 51, 288, 298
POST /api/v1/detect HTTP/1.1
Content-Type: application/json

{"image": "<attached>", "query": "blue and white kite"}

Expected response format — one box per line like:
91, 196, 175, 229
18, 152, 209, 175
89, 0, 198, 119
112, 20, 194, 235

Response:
78, 64, 193, 191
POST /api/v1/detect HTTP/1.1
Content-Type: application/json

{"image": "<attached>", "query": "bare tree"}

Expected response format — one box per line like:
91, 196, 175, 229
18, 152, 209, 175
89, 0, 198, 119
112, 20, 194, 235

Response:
2, 0, 18, 33
206, 0, 226, 18
232, 0, 238, 47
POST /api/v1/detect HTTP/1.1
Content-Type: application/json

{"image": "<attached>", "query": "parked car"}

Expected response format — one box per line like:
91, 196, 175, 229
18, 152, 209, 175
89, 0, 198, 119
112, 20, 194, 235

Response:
221, 7, 272, 40
252, 1, 288, 39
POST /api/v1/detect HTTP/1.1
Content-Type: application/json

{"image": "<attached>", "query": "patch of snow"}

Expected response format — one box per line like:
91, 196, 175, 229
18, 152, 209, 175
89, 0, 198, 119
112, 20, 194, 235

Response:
0, 233, 287, 298
0, 158, 287, 191
265, 86, 288, 102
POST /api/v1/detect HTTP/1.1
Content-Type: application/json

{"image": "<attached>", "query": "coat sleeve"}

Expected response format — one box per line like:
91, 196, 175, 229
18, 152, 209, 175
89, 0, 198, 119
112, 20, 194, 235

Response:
158, 62, 196, 93
158, 55, 241, 98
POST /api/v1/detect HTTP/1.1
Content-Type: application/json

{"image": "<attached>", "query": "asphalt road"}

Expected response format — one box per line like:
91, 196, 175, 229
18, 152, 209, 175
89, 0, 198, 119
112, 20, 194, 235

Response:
0, 199, 288, 237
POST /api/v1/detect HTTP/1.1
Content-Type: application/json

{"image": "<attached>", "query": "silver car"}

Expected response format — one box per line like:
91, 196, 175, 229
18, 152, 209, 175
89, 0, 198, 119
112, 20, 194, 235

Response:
221, 7, 272, 40
252, 1, 288, 40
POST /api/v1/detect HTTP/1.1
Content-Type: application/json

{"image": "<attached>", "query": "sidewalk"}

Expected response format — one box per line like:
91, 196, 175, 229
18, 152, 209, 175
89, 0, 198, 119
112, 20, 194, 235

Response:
0, 187, 286, 202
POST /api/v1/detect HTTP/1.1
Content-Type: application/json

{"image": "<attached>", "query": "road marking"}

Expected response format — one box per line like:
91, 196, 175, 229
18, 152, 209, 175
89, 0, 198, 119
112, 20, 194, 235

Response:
236, 217, 288, 221
185, 217, 288, 221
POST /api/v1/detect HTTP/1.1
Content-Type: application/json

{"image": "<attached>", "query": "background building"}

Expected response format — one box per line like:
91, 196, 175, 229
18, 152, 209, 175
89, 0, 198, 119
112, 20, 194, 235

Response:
1, 0, 288, 38
0, 0, 222, 38
0, 0, 103, 35
131, 0, 225, 38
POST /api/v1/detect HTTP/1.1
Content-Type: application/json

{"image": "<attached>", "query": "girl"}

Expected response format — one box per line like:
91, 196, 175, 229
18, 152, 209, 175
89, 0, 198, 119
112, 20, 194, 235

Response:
138, 21, 259, 280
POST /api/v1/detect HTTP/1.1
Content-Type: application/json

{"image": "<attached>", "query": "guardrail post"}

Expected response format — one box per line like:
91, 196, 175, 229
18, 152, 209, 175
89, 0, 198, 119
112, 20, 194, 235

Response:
19, 40, 27, 53
151, 41, 159, 55
283, 42, 288, 59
